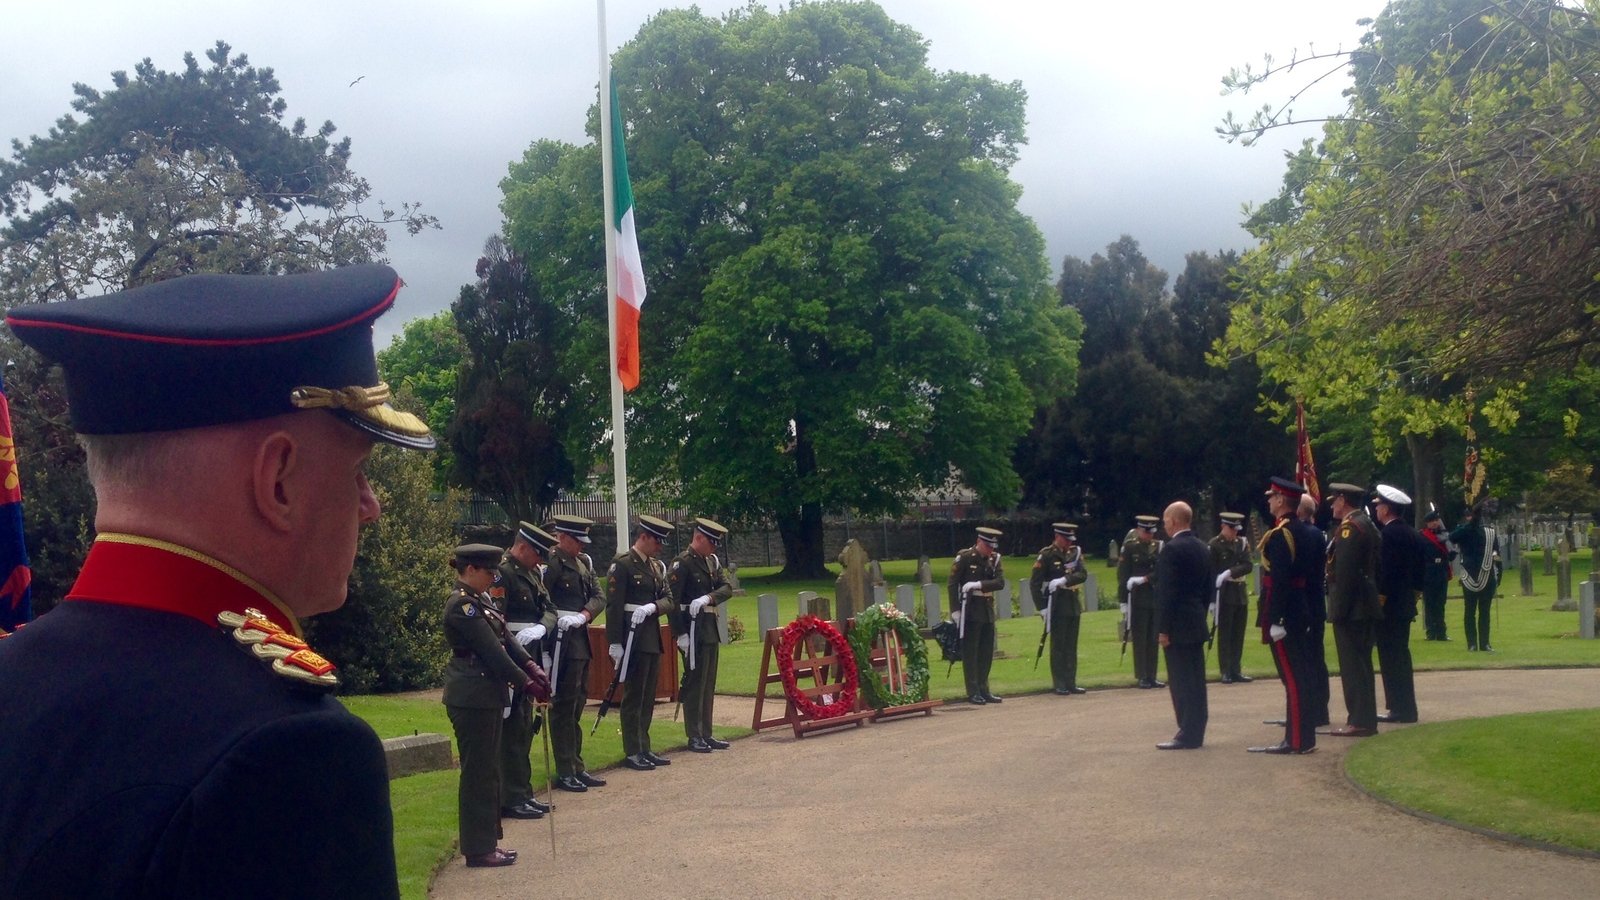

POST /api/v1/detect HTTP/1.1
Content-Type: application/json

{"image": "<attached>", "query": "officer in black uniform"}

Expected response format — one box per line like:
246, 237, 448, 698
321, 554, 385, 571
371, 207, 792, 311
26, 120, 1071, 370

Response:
1372, 484, 1420, 724
1029, 522, 1088, 694
495, 522, 558, 819
948, 526, 1006, 704
607, 515, 676, 770
1419, 511, 1454, 641
0, 265, 433, 898
1248, 477, 1319, 755
670, 517, 734, 752
543, 514, 608, 793
443, 544, 550, 869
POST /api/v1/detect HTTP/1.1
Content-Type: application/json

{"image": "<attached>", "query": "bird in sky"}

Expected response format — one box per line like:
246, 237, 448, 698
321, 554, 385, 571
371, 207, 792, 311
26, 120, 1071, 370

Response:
349, 75, 365, 87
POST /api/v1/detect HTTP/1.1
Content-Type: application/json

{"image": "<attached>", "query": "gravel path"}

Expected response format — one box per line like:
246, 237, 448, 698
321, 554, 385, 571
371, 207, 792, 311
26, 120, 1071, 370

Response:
431, 668, 1600, 898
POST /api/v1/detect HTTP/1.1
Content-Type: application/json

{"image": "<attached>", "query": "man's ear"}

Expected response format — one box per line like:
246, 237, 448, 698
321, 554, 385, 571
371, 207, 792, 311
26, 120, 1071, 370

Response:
251, 430, 298, 533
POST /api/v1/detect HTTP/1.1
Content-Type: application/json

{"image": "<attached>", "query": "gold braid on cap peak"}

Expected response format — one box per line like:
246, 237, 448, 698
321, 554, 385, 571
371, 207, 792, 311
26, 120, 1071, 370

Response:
290, 382, 432, 437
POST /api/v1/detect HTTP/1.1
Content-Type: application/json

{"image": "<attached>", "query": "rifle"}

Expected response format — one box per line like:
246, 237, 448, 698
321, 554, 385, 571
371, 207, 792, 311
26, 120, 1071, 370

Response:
1033, 594, 1050, 670
591, 621, 638, 736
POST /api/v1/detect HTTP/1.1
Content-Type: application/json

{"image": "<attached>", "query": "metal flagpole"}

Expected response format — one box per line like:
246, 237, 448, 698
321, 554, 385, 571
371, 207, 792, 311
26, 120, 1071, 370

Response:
598, 0, 630, 550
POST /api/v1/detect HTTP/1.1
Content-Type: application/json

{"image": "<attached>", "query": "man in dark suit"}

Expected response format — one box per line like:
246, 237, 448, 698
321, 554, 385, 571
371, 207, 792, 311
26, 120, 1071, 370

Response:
1155, 501, 1210, 749
0, 266, 434, 898
1373, 484, 1421, 724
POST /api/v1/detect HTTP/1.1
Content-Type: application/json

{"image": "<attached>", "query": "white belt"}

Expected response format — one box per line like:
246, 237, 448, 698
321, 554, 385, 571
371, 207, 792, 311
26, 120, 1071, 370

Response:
623, 603, 648, 612
508, 621, 539, 632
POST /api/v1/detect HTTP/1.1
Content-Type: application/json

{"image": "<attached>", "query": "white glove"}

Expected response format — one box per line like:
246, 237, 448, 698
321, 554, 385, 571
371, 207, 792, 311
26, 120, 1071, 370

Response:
950, 609, 962, 626
556, 613, 585, 632
630, 602, 657, 626
609, 643, 623, 665
516, 625, 546, 646
1125, 577, 1141, 593
676, 635, 690, 653
1119, 602, 1130, 618
961, 581, 982, 595
688, 595, 711, 615
1047, 576, 1068, 592
1269, 624, 1287, 642
1215, 571, 1231, 589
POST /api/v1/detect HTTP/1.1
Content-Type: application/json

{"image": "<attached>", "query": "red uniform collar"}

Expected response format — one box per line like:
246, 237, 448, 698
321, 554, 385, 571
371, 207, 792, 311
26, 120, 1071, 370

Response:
66, 533, 301, 637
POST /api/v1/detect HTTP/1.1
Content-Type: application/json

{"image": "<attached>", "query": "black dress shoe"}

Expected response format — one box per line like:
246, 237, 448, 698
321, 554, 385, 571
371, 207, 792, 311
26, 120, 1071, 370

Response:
1137, 680, 1155, 689
1220, 674, 1235, 684
1480, 645, 1494, 652
1053, 688, 1072, 695
524, 797, 551, 814
644, 751, 672, 766
1157, 740, 1200, 750
621, 754, 655, 771
465, 848, 517, 868
500, 801, 544, 820
576, 771, 606, 787
555, 775, 588, 793
1248, 741, 1315, 754
687, 738, 714, 753
1377, 713, 1418, 724
1466, 643, 1477, 651
1262, 718, 1286, 726
982, 693, 1003, 704
1234, 673, 1253, 683
706, 737, 731, 750
1150, 680, 1166, 689
1070, 686, 1087, 694
968, 694, 987, 705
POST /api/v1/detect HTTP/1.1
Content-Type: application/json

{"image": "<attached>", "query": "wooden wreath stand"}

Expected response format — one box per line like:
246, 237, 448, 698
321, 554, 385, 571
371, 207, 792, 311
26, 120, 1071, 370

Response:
845, 617, 943, 721
751, 626, 873, 738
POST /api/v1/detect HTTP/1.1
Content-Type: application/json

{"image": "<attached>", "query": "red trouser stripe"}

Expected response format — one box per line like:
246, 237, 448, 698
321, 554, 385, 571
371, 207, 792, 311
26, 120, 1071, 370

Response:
1273, 638, 1303, 750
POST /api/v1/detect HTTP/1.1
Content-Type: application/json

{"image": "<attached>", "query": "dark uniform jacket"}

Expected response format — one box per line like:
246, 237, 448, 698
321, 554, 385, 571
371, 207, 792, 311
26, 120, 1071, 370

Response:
0, 538, 398, 899
1377, 517, 1423, 622
669, 549, 733, 645
442, 581, 533, 709
947, 547, 1005, 622
606, 548, 673, 654
1208, 533, 1253, 607
496, 555, 550, 630
1029, 543, 1087, 616
1326, 511, 1382, 623
1258, 516, 1315, 629
1301, 523, 1328, 623
1117, 535, 1161, 607
543, 547, 605, 661
1155, 530, 1211, 642
1421, 528, 1454, 588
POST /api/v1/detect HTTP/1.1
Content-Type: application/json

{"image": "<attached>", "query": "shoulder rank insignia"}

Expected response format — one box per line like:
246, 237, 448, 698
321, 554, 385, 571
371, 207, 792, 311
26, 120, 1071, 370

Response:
1340, 525, 1353, 539
218, 608, 338, 691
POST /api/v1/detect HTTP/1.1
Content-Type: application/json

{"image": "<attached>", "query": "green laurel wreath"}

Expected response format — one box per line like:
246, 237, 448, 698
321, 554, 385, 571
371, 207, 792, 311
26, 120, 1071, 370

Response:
847, 603, 930, 709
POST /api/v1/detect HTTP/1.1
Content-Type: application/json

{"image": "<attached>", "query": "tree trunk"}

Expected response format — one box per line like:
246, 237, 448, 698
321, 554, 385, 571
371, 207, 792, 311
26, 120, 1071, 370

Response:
775, 417, 830, 578
1406, 430, 1447, 526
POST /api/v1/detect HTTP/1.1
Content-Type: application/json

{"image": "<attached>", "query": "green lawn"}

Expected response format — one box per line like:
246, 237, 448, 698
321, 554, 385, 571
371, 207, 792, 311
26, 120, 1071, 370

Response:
1346, 708, 1600, 854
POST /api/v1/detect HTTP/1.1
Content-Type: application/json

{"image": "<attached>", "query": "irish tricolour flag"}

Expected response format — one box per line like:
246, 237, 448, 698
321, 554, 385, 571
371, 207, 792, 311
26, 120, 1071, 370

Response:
610, 79, 646, 391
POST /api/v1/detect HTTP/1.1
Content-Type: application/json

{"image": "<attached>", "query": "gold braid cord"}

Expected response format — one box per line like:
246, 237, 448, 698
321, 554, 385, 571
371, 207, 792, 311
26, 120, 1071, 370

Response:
290, 382, 431, 438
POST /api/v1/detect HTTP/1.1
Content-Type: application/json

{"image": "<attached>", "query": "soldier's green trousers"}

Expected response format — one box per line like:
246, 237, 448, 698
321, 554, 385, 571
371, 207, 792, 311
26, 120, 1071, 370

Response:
447, 704, 504, 857
621, 652, 661, 756
681, 640, 719, 742
552, 655, 589, 777
1131, 601, 1159, 682
1047, 592, 1081, 690
499, 692, 534, 807
961, 621, 996, 697
1216, 602, 1249, 678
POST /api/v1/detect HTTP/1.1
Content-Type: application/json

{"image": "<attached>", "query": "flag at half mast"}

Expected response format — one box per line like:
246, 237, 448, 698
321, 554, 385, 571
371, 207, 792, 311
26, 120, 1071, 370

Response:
609, 77, 647, 391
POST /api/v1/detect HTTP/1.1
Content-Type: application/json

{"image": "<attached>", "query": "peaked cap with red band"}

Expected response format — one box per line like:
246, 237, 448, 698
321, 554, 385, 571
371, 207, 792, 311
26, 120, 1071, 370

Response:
5, 264, 433, 449
1264, 476, 1305, 499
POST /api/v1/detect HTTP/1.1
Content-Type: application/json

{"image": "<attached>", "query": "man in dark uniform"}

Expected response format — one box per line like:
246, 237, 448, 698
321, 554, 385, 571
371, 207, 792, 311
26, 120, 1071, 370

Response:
1420, 510, 1454, 641
948, 526, 1006, 704
1323, 482, 1382, 737
607, 515, 676, 770
1209, 512, 1253, 684
544, 514, 608, 793
1373, 484, 1421, 724
442, 544, 550, 868
1029, 522, 1088, 695
1450, 502, 1501, 651
1118, 515, 1164, 689
1248, 477, 1319, 755
1297, 495, 1331, 728
670, 517, 734, 752
0, 266, 433, 897
1155, 502, 1210, 749
495, 522, 558, 819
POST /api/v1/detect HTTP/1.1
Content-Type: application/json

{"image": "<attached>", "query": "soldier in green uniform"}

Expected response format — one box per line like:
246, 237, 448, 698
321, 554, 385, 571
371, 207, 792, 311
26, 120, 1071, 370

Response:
1118, 515, 1164, 689
670, 518, 734, 753
1210, 512, 1254, 684
442, 544, 550, 868
607, 515, 677, 770
543, 515, 609, 793
1323, 482, 1382, 736
948, 526, 1007, 705
1030, 523, 1089, 695
494, 523, 558, 820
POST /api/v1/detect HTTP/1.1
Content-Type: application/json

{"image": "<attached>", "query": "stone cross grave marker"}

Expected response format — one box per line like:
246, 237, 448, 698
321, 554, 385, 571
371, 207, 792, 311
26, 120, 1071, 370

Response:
835, 539, 872, 626
916, 556, 933, 586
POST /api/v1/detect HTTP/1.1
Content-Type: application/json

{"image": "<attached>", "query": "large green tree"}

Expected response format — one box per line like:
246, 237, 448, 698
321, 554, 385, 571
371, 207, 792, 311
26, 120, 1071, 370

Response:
377, 310, 464, 485
0, 42, 436, 610
502, 1, 1079, 576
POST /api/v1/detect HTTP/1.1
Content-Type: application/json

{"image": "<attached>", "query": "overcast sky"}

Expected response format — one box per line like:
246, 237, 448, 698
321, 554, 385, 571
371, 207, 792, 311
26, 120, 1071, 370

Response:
2, 0, 1377, 346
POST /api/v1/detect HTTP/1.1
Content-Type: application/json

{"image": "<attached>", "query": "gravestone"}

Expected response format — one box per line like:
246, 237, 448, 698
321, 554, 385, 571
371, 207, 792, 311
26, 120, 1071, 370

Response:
797, 590, 820, 620
1556, 544, 1574, 608
1579, 580, 1596, 640
381, 733, 452, 780
1519, 558, 1535, 597
995, 581, 1013, 620
716, 602, 731, 643
895, 584, 916, 617
1108, 540, 1120, 565
835, 539, 872, 625
916, 556, 934, 586
923, 583, 943, 626
868, 559, 886, 587
1084, 573, 1101, 612
1018, 579, 1037, 617
1543, 544, 1555, 576
872, 583, 888, 608
724, 561, 744, 596
758, 592, 780, 635
1503, 531, 1518, 569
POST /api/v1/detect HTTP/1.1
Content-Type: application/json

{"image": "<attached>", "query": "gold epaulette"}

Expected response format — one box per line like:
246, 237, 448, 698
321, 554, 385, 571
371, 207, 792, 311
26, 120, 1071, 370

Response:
219, 608, 339, 692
